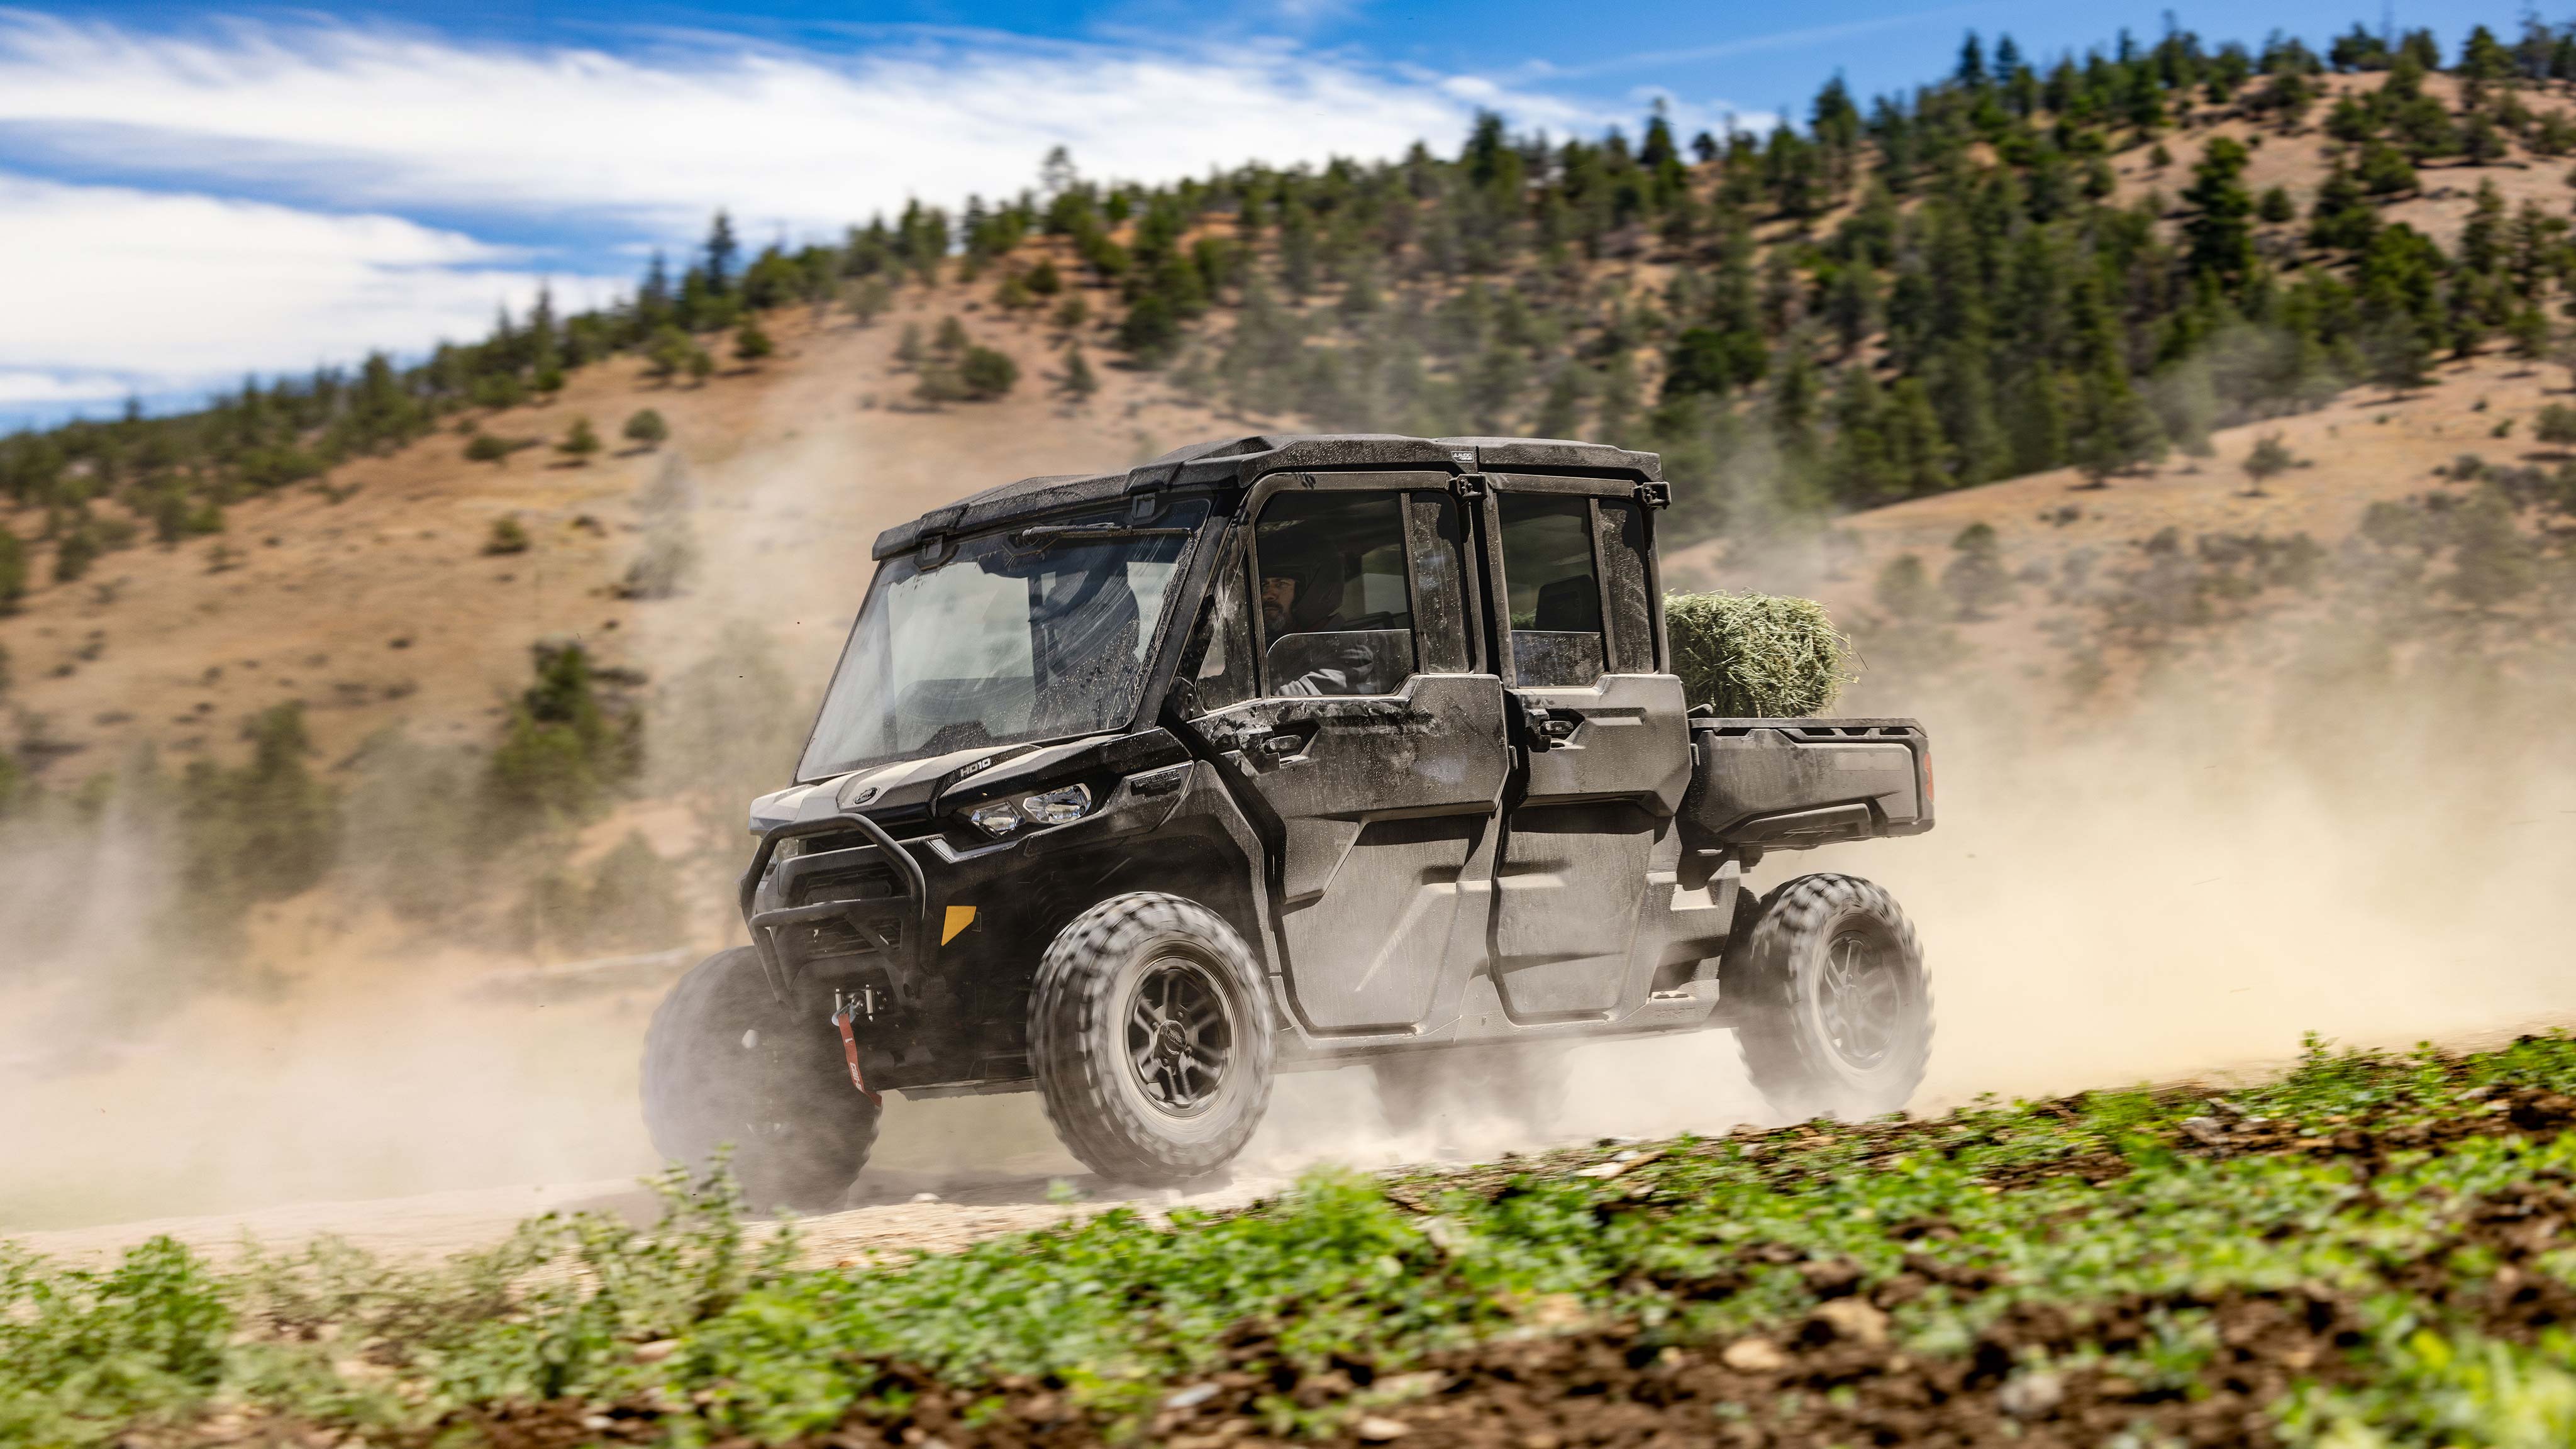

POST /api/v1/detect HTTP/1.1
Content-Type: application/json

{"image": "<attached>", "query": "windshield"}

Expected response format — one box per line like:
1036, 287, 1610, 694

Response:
797, 502, 1207, 780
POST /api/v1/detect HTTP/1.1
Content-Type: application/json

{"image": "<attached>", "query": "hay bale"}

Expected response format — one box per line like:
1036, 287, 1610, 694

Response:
1663, 590, 1855, 718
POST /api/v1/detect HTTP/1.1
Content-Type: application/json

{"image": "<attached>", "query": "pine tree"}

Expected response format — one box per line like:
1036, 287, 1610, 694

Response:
2182, 136, 2258, 292
703, 211, 740, 294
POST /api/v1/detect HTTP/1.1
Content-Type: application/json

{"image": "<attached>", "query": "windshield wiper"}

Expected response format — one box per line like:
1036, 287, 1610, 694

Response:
1009, 521, 1196, 549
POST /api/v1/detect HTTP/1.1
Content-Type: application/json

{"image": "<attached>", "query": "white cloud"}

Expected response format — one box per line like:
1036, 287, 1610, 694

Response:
0, 174, 604, 404
0, 13, 1599, 241
0, 13, 1642, 413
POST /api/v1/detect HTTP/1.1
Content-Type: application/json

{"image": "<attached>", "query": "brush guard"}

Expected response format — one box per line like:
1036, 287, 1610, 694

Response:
740, 814, 929, 1002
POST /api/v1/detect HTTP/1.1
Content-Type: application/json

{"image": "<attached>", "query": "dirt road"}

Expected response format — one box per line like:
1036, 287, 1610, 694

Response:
18, 1009, 2574, 1275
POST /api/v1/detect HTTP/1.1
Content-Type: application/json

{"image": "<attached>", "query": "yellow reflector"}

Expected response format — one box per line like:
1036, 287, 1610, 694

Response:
941, 905, 977, 945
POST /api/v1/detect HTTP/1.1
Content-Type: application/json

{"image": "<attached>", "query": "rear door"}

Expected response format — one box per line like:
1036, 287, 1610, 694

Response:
1482, 480, 1691, 1019
1175, 472, 1508, 1035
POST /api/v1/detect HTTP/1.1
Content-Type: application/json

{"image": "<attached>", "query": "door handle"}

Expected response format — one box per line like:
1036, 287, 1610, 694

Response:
1253, 731, 1304, 759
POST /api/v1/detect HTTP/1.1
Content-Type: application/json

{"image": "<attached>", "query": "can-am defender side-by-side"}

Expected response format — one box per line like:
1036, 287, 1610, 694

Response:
641, 435, 1936, 1206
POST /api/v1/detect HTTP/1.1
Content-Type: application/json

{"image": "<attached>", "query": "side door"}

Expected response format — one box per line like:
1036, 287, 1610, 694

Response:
1482, 480, 1692, 1019
1175, 472, 1508, 1035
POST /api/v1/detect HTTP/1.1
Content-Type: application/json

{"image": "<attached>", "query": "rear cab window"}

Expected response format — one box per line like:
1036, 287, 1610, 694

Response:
1496, 488, 1658, 687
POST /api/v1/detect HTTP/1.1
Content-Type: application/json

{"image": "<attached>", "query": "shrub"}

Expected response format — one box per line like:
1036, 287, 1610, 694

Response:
483, 516, 531, 555
555, 416, 602, 462
622, 409, 669, 448
2240, 431, 2296, 494
733, 316, 774, 364
464, 433, 513, 465
1941, 521, 2015, 619
1662, 591, 1854, 717
844, 276, 891, 326
53, 521, 97, 584
178, 702, 339, 914
2536, 403, 2576, 448
958, 345, 1018, 399
1051, 296, 1090, 331
487, 641, 638, 823
0, 526, 23, 611
934, 316, 969, 355
1061, 344, 1099, 401
646, 325, 696, 382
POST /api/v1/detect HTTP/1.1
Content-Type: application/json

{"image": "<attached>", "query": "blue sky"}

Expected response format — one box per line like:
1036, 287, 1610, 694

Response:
0, 0, 2540, 426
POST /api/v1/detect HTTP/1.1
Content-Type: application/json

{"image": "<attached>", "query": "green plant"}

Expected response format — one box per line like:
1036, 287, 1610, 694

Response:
487, 640, 637, 823
0, 525, 24, 611
555, 416, 602, 462
2240, 431, 2296, 495
1061, 343, 1099, 401
734, 316, 775, 364
958, 345, 1018, 399
464, 433, 514, 465
177, 702, 339, 916
622, 408, 669, 448
482, 516, 531, 555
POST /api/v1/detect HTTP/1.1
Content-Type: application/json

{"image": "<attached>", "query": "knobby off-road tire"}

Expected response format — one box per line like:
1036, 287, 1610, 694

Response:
1372, 1045, 1570, 1138
1030, 892, 1275, 1187
640, 947, 880, 1212
1728, 873, 1932, 1123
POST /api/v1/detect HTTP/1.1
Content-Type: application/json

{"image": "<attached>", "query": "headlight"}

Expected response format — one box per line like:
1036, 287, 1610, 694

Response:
1019, 783, 1093, 826
967, 801, 1021, 837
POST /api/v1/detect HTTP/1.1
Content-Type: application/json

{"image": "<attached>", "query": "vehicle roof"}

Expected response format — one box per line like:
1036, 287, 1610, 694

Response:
869, 433, 1662, 560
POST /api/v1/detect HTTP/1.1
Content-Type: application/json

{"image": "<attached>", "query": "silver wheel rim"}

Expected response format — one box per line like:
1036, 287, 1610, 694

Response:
1817, 928, 1904, 1070
1125, 953, 1234, 1117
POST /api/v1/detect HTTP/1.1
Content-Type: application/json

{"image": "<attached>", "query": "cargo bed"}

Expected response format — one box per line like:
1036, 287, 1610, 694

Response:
1678, 716, 1933, 852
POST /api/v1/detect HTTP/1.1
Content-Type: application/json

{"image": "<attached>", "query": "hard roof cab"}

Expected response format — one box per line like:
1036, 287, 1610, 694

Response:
641, 435, 1936, 1205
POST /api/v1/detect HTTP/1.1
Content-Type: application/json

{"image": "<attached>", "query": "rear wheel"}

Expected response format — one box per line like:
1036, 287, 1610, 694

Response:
1372, 1045, 1569, 1138
640, 947, 880, 1211
1728, 874, 1931, 1122
1030, 893, 1275, 1186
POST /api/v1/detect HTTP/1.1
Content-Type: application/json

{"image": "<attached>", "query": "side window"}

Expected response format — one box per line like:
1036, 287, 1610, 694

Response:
1404, 491, 1472, 673
1253, 491, 1413, 697
1180, 533, 1256, 713
1596, 498, 1657, 674
1497, 494, 1606, 687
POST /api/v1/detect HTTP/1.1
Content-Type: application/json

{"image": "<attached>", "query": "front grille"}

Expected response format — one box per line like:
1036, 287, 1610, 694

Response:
791, 862, 900, 907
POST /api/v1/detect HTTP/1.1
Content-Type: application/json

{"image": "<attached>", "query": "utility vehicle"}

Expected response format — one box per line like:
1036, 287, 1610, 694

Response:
642, 435, 1935, 1205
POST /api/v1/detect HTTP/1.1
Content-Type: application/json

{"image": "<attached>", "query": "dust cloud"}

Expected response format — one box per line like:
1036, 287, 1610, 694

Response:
8, 414, 2576, 1244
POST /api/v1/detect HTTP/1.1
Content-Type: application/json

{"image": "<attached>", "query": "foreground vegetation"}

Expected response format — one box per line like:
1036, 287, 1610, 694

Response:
11, 1033, 2576, 1445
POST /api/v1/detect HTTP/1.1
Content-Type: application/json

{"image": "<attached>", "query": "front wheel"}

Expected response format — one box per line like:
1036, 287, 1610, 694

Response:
640, 947, 880, 1211
1728, 874, 1932, 1122
1030, 893, 1275, 1186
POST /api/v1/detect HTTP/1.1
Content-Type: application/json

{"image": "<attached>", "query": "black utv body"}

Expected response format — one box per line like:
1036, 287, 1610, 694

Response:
641, 435, 1935, 1204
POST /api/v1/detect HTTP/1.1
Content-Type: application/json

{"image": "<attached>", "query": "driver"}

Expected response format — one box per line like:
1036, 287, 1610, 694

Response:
1258, 536, 1391, 696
